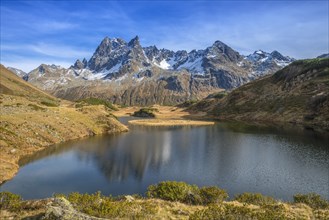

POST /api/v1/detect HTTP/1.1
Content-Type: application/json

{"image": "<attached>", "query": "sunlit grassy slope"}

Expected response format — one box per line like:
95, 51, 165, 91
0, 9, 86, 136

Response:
0, 65, 128, 184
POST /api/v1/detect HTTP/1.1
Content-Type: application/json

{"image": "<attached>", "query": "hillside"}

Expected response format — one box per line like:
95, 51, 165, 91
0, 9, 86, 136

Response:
0, 65, 128, 184
189, 58, 329, 131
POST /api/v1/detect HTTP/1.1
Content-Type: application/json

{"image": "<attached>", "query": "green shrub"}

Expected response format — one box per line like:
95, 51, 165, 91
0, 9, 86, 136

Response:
200, 186, 228, 205
132, 107, 158, 118
147, 181, 229, 205
40, 99, 59, 107
212, 92, 227, 99
234, 192, 277, 206
77, 98, 118, 111
28, 103, 45, 111
293, 193, 329, 209
147, 181, 201, 204
0, 191, 22, 212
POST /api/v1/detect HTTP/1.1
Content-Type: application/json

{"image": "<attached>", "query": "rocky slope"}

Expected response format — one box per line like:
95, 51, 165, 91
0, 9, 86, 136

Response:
13, 36, 294, 106
189, 58, 329, 131
7, 67, 28, 80
0, 65, 128, 184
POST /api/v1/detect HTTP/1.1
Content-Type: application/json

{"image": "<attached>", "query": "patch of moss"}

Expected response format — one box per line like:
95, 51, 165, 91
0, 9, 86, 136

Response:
212, 91, 228, 99
77, 98, 118, 111
28, 103, 45, 111
40, 99, 59, 107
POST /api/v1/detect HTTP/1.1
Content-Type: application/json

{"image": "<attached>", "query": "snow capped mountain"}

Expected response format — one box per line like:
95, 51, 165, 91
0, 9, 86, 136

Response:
16, 36, 295, 105
245, 50, 295, 78
246, 50, 294, 66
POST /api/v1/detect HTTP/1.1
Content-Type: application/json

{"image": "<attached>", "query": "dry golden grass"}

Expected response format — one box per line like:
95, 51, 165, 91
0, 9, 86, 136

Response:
0, 95, 128, 184
129, 119, 214, 126
0, 66, 128, 184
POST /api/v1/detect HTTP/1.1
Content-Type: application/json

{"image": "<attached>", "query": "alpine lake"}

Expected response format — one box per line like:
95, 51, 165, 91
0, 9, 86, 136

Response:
1, 117, 328, 201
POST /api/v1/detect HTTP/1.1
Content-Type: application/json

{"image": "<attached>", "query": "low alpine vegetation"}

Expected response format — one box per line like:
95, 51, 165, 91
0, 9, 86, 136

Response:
55, 191, 157, 219
40, 98, 60, 107
1, 184, 329, 219
293, 193, 329, 209
234, 192, 277, 206
132, 107, 159, 118
0, 191, 22, 212
146, 181, 228, 205
76, 97, 118, 111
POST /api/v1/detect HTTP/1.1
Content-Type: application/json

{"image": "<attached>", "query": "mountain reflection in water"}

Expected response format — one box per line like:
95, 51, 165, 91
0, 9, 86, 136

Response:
1, 120, 328, 200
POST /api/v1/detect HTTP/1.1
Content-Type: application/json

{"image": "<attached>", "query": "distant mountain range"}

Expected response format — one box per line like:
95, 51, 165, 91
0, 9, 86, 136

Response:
8, 36, 295, 105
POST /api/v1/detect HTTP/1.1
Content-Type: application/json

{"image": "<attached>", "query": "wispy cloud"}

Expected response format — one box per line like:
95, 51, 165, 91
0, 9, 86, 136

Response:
1, 0, 328, 71
28, 43, 91, 58
140, 1, 328, 58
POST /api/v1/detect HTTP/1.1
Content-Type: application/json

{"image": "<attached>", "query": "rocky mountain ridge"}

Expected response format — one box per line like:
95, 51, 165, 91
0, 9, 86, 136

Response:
10, 36, 295, 105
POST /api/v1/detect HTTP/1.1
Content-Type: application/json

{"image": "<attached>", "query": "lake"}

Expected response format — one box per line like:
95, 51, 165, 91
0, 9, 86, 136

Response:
1, 117, 328, 201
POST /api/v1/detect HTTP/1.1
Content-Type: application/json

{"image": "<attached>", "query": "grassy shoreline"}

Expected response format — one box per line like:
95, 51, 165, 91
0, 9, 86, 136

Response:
1, 181, 328, 219
129, 119, 215, 126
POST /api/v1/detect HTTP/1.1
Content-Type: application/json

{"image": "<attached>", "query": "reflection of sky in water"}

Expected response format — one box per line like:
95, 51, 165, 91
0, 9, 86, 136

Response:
1, 120, 328, 201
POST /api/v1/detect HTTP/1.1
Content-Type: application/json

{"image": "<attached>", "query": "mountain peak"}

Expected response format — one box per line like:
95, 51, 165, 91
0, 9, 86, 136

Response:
254, 50, 266, 55
100, 36, 111, 45
73, 59, 87, 69
270, 50, 285, 60
128, 35, 140, 47
213, 40, 226, 46
207, 40, 242, 62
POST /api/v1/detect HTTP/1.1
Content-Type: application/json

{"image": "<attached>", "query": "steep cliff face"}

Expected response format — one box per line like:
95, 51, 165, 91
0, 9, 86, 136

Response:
190, 58, 329, 131
16, 36, 294, 105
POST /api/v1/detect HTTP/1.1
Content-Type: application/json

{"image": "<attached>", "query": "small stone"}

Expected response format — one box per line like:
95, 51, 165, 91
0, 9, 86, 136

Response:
10, 149, 16, 154
125, 195, 135, 202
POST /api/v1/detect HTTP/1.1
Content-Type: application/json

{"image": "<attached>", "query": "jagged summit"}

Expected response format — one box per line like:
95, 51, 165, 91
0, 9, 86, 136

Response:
16, 36, 295, 105
128, 35, 140, 47
246, 49, 295, 73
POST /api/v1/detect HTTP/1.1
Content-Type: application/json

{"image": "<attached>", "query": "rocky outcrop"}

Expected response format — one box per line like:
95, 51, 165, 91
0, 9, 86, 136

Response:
43, 198, 105, 220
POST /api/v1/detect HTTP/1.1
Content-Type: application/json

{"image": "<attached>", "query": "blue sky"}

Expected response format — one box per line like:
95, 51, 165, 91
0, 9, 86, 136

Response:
1, 0, 328, 72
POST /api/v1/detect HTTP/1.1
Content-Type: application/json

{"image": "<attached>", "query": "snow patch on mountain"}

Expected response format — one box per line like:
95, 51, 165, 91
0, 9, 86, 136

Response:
178, 57, 204, 75
157, 59, 171, 69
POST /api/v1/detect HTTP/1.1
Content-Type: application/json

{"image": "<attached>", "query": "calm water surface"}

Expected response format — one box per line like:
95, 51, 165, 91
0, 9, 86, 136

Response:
1, 117, 328, 200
